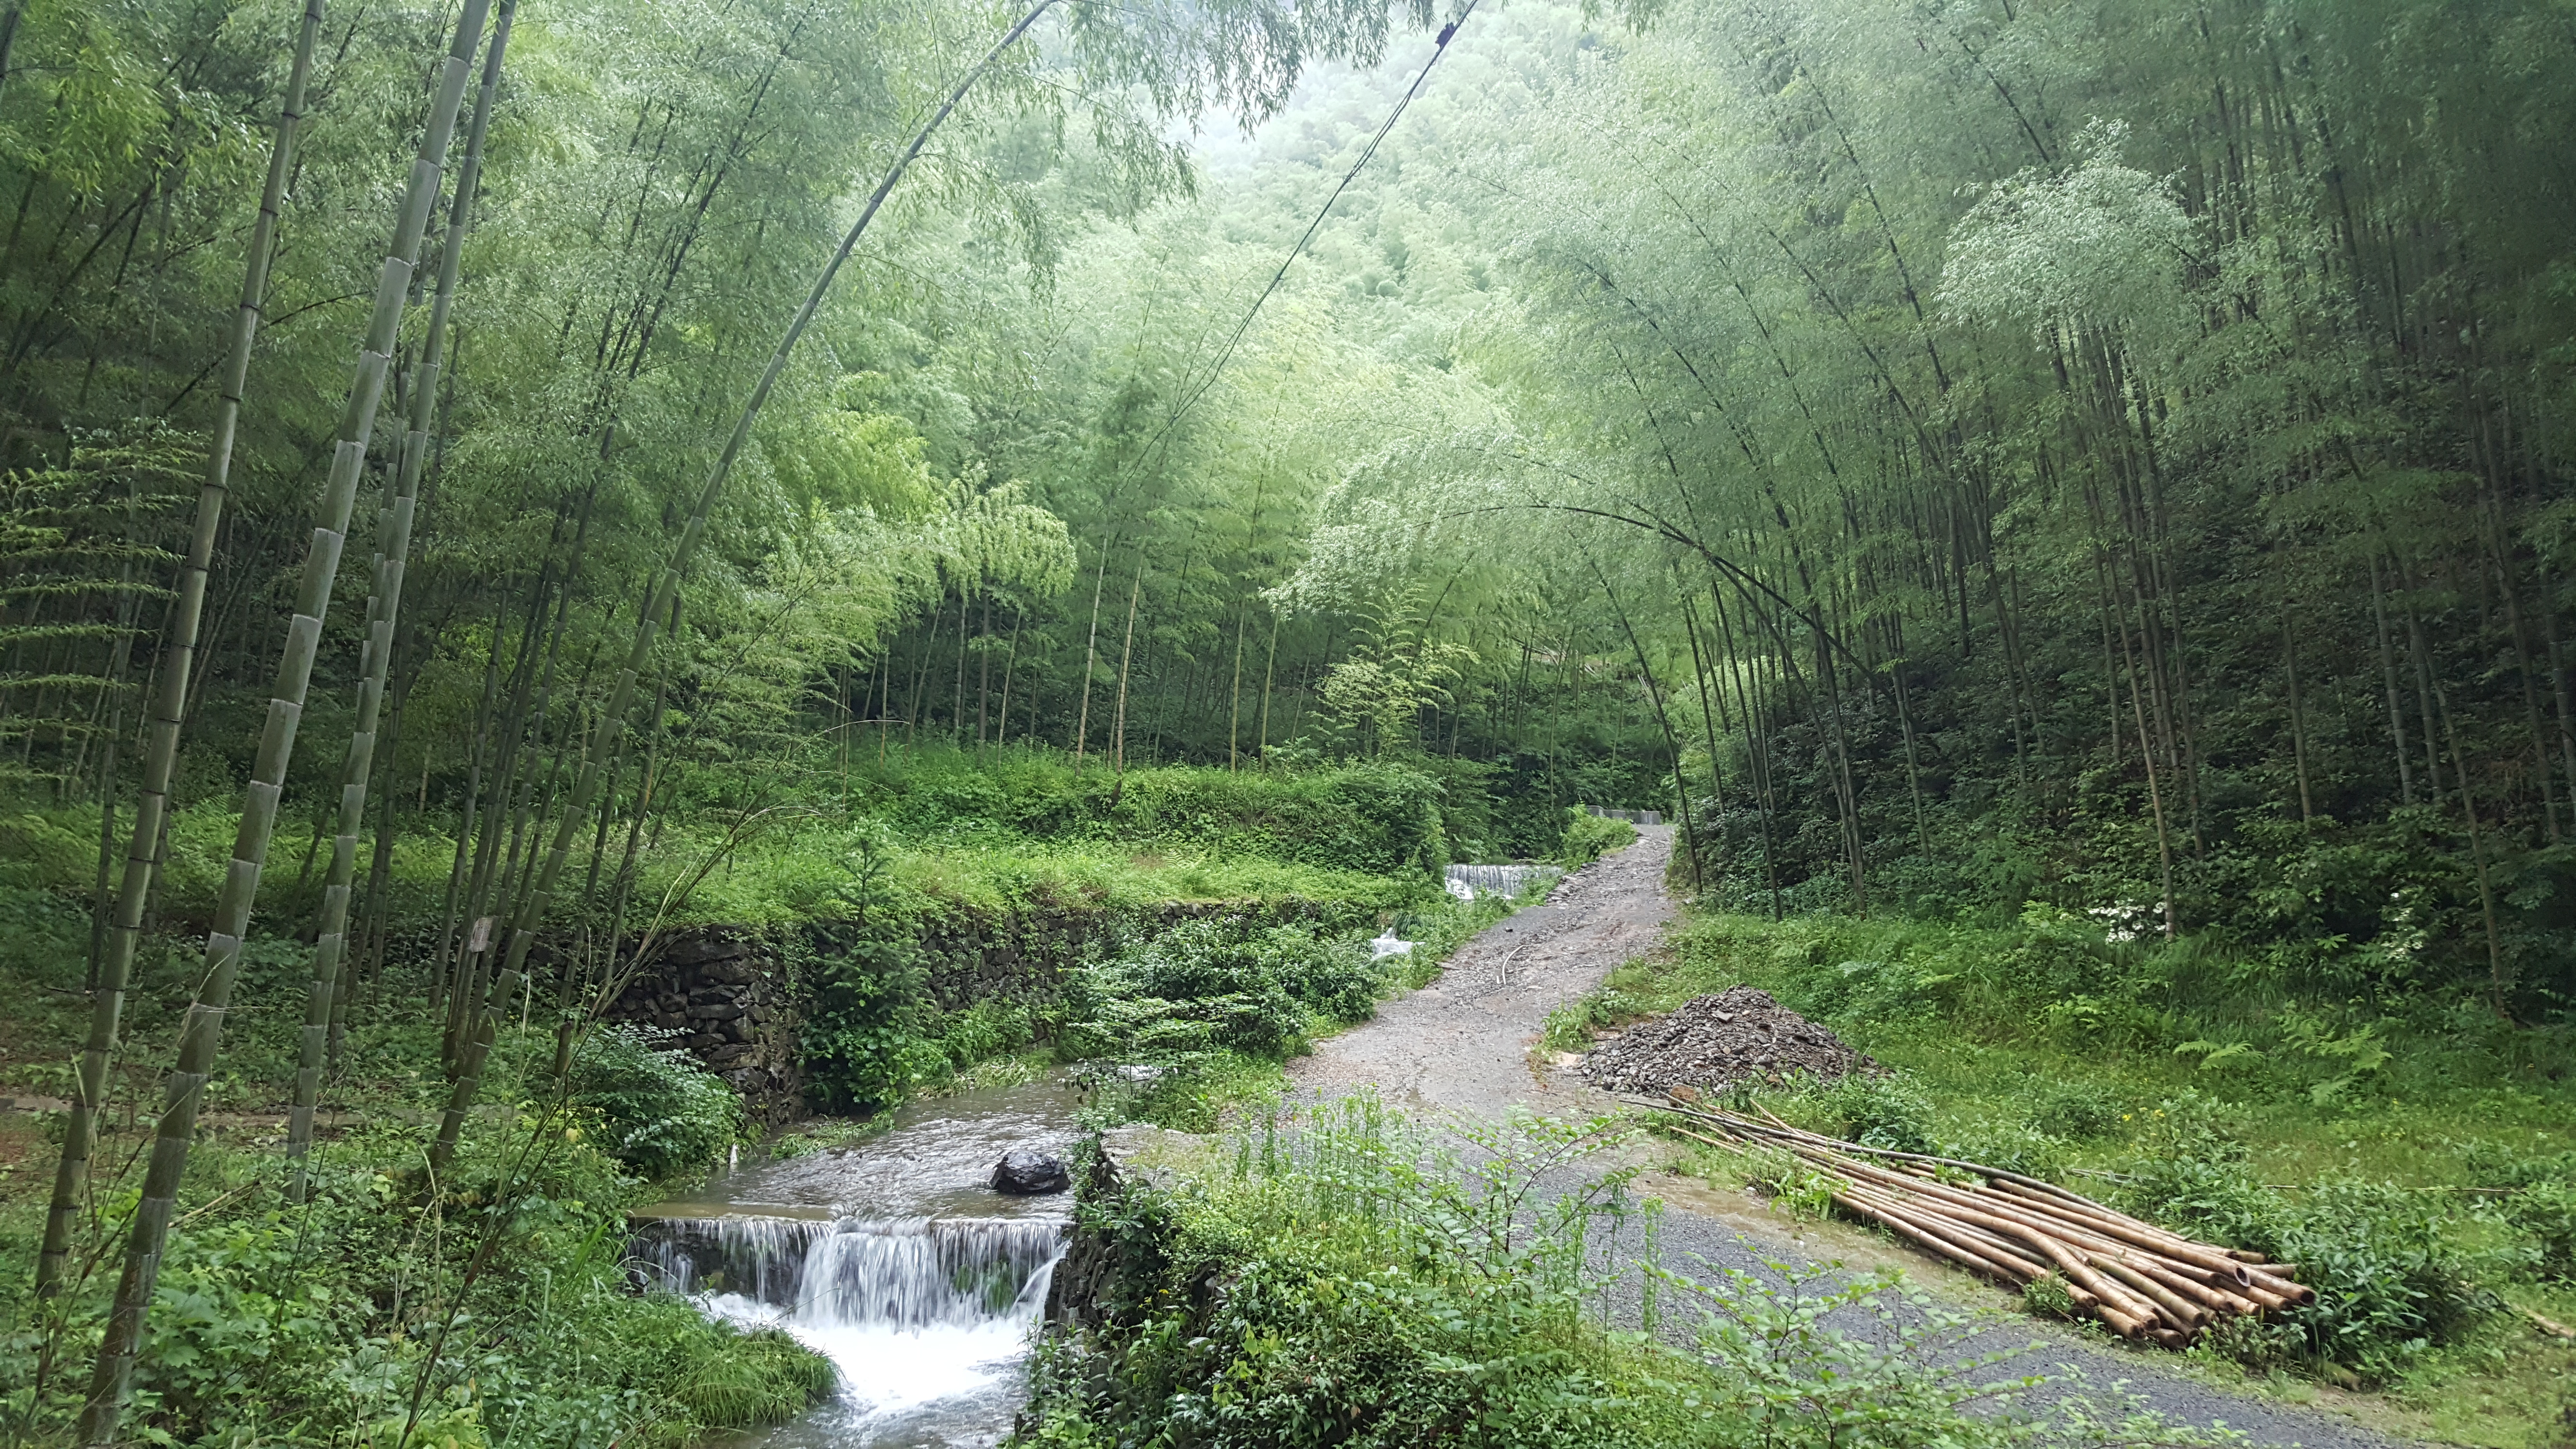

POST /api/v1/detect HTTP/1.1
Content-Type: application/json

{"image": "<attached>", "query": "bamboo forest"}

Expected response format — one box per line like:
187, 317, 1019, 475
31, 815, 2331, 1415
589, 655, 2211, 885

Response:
2, 0, 2572, 1446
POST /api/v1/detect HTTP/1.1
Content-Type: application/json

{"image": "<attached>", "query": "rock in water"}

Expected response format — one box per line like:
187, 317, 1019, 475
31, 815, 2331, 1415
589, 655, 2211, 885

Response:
992, 1148, 1071, 1195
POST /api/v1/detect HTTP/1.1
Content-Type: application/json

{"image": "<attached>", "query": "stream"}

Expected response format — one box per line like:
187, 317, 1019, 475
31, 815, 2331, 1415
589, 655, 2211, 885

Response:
629, 1074, 1083, 1449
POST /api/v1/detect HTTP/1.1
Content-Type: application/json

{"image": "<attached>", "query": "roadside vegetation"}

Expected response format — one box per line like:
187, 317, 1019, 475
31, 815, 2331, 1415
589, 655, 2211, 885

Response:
1018, 1095, 2248, 1449
1547, 913, 2576, 1446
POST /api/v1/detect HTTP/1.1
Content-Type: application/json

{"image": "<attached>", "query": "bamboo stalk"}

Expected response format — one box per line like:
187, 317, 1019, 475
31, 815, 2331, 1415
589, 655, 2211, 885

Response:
1840, 1184, 2039, 1286
35, 0, 326, 1307
286, 0, 513, 1200
2092, 1253, 2206, 1328
78, 6, 491, 1439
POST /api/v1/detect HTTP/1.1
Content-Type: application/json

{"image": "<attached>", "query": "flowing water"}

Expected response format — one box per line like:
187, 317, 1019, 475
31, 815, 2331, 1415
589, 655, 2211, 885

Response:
1444, 862, 1563, 900
630, 1074, 1082, 1449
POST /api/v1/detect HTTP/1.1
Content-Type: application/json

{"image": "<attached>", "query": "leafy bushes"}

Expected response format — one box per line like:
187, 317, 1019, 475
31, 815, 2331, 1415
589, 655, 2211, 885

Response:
2505, 1181, 2576, 1281
2470, 1143, 2576, 1280
1024, 1106, 1663, 1449
1558, 808, 1636, 869
1796, 1072, 1938, 1155
569, 1025, 744, 1180
2112, 1100, 2488, 1381
1063, 919, 1386, 1064
798, 837, 940, 1112
2018, 1078, 2127, 1140
3, 1114, 829, 1449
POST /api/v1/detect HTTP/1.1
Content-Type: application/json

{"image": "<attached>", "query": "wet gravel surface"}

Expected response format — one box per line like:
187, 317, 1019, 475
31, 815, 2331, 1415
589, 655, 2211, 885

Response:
1289, 828, 2401, 1449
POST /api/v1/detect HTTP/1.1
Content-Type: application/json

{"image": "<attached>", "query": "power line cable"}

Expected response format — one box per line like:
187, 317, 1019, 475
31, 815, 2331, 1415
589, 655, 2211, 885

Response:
1136, 1, 1479, 466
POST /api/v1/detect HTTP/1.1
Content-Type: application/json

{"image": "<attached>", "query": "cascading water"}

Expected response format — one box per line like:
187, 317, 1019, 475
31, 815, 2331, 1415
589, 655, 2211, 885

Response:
1444, 862, 1563, 901
634, 1213, 1066, 1446
629, 1074, 1080, 1449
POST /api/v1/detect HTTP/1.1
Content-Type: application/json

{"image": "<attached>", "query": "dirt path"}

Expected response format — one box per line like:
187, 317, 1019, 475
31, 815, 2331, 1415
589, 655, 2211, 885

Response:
1290, 832, 1674, 1118
1292, 828, 2402, 1449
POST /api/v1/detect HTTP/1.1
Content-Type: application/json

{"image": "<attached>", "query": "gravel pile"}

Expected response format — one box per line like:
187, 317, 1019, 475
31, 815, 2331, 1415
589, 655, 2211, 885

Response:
1581, 986, 1880, 1095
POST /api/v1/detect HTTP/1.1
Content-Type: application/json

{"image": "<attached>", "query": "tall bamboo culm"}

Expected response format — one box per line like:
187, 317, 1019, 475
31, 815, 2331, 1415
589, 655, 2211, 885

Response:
77, 5, 492, 1439
426, 0, 1065, 1176
286, 1, 514, 1200
33, 0, 326, 1305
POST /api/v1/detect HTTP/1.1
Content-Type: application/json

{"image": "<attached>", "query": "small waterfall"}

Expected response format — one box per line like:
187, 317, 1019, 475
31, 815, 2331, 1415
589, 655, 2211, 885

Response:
1444, 862, 1564, 901
633, 1212, 1068, 1443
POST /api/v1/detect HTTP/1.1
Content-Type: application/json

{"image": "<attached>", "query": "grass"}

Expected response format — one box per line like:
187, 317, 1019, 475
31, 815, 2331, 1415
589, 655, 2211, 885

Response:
1560, 909, 2576, 1448
1022, 1093, 2256, 1449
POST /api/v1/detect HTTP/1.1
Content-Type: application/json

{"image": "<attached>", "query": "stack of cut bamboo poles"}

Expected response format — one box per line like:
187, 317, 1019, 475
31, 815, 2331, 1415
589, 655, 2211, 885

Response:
1634, 1096, 2312, 1347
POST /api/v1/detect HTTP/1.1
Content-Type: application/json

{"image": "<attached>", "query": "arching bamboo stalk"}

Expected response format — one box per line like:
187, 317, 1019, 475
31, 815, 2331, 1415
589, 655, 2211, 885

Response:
427, 0, 1064, 1177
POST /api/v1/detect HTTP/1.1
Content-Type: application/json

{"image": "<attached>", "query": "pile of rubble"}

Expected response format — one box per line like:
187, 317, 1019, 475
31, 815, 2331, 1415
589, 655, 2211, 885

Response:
1581, 986, 1879, 1096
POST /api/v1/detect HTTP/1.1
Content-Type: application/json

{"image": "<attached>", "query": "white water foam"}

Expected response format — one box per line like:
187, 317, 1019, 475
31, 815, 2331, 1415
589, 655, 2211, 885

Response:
1444, 862, 1563, 900
638, 1214, 1065, 1447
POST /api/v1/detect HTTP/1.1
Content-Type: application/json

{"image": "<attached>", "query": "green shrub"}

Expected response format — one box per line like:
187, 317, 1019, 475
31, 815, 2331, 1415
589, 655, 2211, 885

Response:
936, 998, 1037, 1071
569, 1025, 744, 1180
2504, 1180, 2576, 1282
1065, 919, 1381, 1063
2113, 1101, 2489, 1381
1026, 1105, 1662, 1449
1940, 1117, 2072, 1180
1796, 1071, 1938, 1155
1541, 987, 1651, 1052
798, 836, 937, 1111
1558, 808, 1636, 869
2018, 1078, 2128, 1140
3, 1113, 826, 1449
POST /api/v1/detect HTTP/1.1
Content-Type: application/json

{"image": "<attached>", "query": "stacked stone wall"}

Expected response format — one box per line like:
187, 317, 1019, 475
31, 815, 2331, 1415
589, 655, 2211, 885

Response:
585, 895, 1369, 1122
600, 928, 803, 1128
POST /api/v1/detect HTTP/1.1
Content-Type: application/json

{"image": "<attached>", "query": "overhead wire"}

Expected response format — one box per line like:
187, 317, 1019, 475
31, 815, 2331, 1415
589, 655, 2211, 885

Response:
1132, 0, 1481, 470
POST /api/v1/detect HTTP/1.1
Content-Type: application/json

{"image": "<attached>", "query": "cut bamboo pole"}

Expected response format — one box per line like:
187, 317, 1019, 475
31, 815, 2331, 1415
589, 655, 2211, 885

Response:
1642, 1095, 2303, 1344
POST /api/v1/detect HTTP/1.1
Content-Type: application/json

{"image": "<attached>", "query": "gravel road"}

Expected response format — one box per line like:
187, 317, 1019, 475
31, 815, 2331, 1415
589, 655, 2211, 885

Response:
1288, 827, 2402, 1449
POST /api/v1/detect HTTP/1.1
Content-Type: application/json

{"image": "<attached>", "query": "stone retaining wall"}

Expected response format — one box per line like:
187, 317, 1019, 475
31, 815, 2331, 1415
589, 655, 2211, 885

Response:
600, 927, 803, 1129
601, 896, 1364, 1123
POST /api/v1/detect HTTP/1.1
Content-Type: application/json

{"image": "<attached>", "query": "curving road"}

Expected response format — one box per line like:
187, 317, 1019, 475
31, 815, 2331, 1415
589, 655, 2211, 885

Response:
1288, 827, 2402, 1449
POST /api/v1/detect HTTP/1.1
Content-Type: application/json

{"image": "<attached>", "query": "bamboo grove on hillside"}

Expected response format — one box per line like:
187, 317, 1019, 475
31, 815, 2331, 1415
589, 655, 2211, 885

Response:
15, 5, 2576, 1026
0, 8, 2573, 1425
5, 6, 2572, 969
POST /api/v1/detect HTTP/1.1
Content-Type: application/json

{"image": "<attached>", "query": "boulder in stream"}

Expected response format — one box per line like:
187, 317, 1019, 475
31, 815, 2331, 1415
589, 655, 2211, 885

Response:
992, 1147, 1072, 1195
